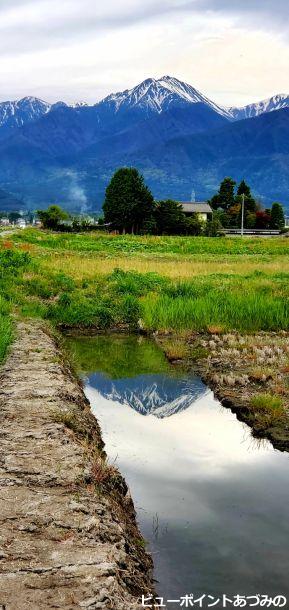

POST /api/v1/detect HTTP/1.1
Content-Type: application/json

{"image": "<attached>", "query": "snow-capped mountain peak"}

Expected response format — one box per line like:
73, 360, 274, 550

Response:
0, 96, 51, 131
98, 75, 231, 118
228, 93, 289, 120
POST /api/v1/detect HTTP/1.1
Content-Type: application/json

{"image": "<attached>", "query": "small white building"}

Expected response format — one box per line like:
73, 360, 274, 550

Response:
16, 218, 27, 229
0, 218, 10, 226
180, 202, 213, 223
285, 216, 289, 229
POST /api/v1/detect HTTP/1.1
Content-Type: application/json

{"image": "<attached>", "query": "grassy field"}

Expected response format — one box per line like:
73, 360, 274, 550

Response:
0, 229, 288, 336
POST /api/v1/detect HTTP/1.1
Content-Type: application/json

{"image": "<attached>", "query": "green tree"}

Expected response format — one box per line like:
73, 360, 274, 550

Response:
185, 213, 204, 236
154, 200, 186, 235
8, 212, 21, 224
237, 180, 251, 198
205, 213, 223, 237
270, 202, 285, 230
235, 179, 257, 216
209, 177, 236, 211
103, 168, 154, 233
37, 205, 68, 230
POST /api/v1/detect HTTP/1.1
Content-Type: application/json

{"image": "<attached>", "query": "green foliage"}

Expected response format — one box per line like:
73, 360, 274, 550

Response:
0, 250, 28, 362
8, 212, 21, 223
109, 268, 167, 296
250, 394, 284, 424
204, 215, 223, 237
251, 394, 283, 411
209, 177, 236, 211
119, 294, 141, 326
271, 202, 285, 230
3, 230, 289, 336
185, 213, 204, 236
103, 167, 154, 233
0, 314, 12, 363
143, 289, 289, 333
154, 200, 186, 235
13, 229, 289, 256
37, 205, 69, 230
0, 249, 30, 276
237, 180, 252, 198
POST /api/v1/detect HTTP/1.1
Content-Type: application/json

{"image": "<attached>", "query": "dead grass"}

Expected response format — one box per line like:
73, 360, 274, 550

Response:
38, 250, 289, 281
90, 456, 118, 487
162, 338, 190, 360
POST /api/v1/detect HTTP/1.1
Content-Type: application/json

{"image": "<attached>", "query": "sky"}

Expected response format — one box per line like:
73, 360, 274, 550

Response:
0, 0, 288, 106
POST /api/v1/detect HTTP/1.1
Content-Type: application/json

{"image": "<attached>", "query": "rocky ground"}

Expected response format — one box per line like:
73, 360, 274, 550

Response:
0, 320, 154, 609
158, 331, 289, 452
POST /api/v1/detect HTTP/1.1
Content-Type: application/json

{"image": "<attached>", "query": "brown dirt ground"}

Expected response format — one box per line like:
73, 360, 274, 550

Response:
0, 320, 154, 610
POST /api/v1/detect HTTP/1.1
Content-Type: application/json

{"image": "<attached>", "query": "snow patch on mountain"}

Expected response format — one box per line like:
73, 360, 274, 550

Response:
0, 96, 51, 129
228, 94, 289, 120
98, 75, 231, 119
93, 374, 209, 419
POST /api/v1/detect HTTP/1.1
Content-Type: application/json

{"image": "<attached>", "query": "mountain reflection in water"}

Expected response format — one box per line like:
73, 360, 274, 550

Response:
87, 372, 208, 418
65, 334, 289, 609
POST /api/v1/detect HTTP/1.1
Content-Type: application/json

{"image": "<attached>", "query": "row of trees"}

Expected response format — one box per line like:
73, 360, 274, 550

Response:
37, 169, 286, 235
103, 168, 218, 235
209, 177, 285, 230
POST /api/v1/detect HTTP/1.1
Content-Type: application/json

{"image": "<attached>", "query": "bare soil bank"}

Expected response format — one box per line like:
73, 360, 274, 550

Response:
0, 320, 154, 610
157, 331, 289, 453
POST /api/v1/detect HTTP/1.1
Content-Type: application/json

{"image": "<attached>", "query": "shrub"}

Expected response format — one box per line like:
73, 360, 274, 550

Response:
119, 295, 141, 326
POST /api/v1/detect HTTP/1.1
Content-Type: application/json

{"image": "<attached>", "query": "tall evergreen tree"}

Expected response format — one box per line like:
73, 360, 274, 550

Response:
103, 168, 154, 233
270, 202, 285, 230
209, 177, 236, 211
236, 179, 257, 214
237, 180, 251, 198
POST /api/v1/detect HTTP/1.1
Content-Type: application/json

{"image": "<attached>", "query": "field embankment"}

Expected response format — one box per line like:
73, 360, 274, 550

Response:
158, 331, 289, 452
0, 320, 153, 609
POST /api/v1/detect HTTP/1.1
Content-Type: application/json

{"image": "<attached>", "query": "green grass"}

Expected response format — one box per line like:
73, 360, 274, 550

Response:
11, 228, 289, 256
0, 314, 12, 363
1, 229, 289, 336
250, 394, 285, 425
142, 291, 289, 332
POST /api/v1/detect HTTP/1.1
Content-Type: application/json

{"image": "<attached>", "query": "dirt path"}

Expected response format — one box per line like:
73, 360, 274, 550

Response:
0, 321, 153, 609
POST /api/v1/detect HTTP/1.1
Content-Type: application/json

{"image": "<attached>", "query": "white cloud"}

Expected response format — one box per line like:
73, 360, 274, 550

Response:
0, 0, 287, 106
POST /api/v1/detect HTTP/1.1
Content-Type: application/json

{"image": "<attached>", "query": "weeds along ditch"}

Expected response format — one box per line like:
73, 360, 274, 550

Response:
0, 232, 289, 343
0, 248, 31, 361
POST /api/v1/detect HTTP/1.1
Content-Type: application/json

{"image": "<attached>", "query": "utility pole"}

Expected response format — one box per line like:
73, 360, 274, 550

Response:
241, 193, 245, 236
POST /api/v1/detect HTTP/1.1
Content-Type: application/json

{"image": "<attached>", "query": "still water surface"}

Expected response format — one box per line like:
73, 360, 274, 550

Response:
65, 334, 289, 608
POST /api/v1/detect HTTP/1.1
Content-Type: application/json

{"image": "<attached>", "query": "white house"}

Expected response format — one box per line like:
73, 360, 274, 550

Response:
180, 202, 213, 223
16, 218, 27, 229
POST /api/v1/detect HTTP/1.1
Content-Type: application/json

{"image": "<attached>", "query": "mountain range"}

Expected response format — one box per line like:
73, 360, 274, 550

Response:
0, 76, 289, 212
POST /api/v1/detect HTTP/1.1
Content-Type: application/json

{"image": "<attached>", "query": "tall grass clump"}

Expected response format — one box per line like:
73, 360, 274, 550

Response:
250, 394, 285, 426
0, 248, 32, 362
143, 292, 289, 333
0, 285, 13, 361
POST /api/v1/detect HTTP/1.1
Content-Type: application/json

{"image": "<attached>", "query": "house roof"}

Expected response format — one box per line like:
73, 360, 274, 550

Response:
180, 202, 213, 213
